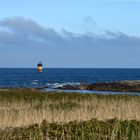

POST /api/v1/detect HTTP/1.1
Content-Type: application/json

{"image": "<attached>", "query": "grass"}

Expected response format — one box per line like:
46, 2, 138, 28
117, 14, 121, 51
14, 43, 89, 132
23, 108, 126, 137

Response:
1, 119, 140, 140
1, 89, 140, 139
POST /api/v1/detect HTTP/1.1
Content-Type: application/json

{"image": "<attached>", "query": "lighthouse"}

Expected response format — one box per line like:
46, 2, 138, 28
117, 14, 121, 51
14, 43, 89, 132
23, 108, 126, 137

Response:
37, 62, 43, 73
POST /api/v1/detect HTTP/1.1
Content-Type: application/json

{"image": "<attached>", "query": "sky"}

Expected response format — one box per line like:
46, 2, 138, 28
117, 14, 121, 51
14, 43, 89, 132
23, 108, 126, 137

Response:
0, 0, 140, 68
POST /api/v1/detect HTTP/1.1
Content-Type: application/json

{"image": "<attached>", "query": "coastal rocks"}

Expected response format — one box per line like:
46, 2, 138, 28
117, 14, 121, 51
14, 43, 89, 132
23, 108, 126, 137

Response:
2, 81, 140, 92
86, 82, 129, 91
56, 85, 80, 90
54, 81, 140, 92
55, 84, 89, 90
86, 81, 140, 92
79, 84, 89, 90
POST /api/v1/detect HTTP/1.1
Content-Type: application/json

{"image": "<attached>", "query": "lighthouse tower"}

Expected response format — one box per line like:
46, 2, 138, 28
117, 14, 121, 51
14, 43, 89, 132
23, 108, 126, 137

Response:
37, 62, 43, 73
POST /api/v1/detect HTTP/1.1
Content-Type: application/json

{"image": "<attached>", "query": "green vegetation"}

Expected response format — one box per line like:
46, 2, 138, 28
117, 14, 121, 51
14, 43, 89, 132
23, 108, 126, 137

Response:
0, 89, 140, 139
0, 89, 139, 103
49, 101, 80, 111
1, 119, 140, 140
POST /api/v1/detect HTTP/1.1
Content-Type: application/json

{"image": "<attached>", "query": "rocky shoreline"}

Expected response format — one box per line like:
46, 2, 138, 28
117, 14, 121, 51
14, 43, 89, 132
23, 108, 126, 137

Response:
55, 81, 140, 92
1, 81, 140, 92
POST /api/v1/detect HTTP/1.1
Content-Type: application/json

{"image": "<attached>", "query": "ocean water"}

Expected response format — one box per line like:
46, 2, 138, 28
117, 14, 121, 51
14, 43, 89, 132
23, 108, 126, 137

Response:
0, 68, 140, 88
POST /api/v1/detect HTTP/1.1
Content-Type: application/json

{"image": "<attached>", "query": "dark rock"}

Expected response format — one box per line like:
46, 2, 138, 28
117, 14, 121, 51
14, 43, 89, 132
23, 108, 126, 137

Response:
86, 81, 140, 92
79, 84, 89, 90
55, 85, 80, 90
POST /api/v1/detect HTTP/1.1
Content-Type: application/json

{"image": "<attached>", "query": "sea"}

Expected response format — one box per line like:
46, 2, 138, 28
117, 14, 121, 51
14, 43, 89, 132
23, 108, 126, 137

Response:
0, 68, 140, 89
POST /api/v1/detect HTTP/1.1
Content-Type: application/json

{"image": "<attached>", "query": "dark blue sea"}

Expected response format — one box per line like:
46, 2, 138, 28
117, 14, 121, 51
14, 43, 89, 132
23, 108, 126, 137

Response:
0, 68, 140, 89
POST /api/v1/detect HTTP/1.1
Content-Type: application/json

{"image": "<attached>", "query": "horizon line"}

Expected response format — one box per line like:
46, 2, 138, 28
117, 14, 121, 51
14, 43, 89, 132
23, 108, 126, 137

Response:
0, 67, 140, 69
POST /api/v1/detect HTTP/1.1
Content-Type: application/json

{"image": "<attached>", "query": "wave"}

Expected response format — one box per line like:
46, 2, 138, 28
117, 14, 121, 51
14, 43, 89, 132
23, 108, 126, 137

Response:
31, 82, 38, 85
46, 82, 81, 89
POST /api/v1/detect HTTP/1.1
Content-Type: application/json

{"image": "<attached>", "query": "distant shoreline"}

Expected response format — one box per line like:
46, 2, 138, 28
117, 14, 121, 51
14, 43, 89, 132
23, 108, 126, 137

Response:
1, 80, 140, 93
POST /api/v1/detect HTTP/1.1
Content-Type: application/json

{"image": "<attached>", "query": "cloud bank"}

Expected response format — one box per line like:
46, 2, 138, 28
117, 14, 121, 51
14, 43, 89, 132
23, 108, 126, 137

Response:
0, 16, 140, 48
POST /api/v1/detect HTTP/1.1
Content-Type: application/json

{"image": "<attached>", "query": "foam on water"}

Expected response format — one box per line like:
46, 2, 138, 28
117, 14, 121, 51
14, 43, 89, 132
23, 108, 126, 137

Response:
31, 82, 38, 85
46, 82, 81, 88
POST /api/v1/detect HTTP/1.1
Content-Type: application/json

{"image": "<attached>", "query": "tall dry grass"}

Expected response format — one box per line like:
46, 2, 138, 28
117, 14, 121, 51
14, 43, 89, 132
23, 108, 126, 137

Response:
0, 90, 140, 128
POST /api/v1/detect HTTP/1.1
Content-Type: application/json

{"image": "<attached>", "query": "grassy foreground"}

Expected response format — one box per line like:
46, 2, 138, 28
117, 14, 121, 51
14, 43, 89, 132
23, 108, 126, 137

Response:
0, 89, 140, 139
1, 119, 140, 140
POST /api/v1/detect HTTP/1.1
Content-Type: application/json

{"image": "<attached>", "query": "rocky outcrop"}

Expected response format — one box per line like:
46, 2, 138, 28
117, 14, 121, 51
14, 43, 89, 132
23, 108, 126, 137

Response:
1, 81, 140, 92
56, 85, 80, 90
86, 82, 140, 92
55, 81, 140, 92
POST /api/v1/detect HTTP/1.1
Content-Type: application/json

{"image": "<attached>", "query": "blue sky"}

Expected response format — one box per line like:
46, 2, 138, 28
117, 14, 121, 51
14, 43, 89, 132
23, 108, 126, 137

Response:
0, 0, 140, 68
